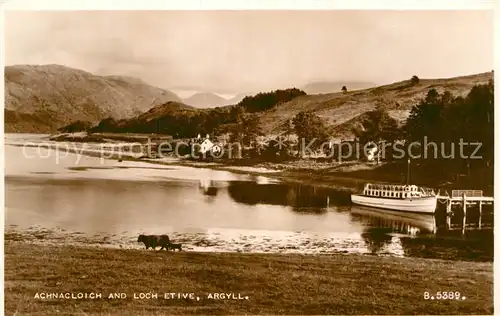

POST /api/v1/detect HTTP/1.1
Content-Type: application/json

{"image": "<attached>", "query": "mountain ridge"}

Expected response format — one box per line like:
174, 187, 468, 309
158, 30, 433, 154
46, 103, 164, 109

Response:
5, 64, 493, 137
182, 92, 250, 108
183, 92, 229, 108
5, 64, 182, 133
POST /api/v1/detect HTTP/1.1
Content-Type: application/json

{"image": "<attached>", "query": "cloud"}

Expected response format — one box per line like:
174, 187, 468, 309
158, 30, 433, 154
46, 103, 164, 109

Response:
4, 10, 494, 93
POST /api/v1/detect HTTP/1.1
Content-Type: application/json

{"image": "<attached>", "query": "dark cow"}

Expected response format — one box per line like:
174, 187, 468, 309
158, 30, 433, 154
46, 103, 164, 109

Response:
168, 243, 183, 252
137, 234, 170, 250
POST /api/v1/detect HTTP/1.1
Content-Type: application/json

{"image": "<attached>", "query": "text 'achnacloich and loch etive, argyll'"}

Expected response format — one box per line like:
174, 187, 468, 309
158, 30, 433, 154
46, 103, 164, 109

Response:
33, 292, 250, 301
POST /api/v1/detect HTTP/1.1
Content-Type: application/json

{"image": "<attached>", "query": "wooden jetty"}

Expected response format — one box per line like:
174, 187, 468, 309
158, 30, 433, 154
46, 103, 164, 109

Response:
436, 190, 494, 234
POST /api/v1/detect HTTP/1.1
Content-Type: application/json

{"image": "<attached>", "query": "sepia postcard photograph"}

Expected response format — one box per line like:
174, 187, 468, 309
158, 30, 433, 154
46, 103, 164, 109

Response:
2, 1, 496, 315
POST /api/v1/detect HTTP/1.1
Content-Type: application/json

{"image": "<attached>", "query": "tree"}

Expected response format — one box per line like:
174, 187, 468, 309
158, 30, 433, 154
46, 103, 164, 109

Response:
292, 111, 329, 150
341, 86, 347, 93
354, 108, 400, 163
356, 108, 400, 144
229, 113, 262, 149
405, 88, 444, 142
280, 119, 294, 138
241, 114, 262, 148
238, 88, 306, 113
411, 75, 420, 85
58, 120, 93, 133
354, 107, 402, 163
260, 119, 296, 159
91, 117, 119, 133
229, 105, 244, 122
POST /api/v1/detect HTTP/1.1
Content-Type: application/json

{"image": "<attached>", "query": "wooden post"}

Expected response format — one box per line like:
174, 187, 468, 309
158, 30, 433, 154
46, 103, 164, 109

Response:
407, 158, 411, 185
432, 214, 437, 234
446, 199, 452, 230
326, 196, 330, 209
478, 201, 483, 229
462, 193, 467, 234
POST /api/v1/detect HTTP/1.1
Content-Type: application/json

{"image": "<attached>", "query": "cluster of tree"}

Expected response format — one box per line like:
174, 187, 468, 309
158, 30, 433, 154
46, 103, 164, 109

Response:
57, 120, 93, 133
227, 112, 262, 147
292, 111, 329, 145
410, 75, 420, 85
354, 80, 493, 185
354, 108, 399, 144
89, 107, 239, 138
237, 88, 306, 113
404, 80, 493, 172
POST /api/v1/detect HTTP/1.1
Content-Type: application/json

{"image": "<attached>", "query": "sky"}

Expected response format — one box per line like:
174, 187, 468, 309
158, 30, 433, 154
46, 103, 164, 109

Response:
4, 10, 494, 97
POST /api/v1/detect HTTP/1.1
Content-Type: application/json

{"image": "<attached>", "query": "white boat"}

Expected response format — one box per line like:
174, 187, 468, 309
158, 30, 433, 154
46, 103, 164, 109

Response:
351, 183, 437, 214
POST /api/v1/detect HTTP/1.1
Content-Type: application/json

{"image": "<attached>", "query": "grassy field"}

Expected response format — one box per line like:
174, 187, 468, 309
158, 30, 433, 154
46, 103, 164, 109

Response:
5, 242, 493, 315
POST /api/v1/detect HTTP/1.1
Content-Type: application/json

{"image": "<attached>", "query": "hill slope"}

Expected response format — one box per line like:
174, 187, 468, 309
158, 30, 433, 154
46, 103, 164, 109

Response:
135, 101, 197, 122
261, 72, 493, 138
302, 81, 376, 94
183, 92, 229, 108
5, 64, 182, 133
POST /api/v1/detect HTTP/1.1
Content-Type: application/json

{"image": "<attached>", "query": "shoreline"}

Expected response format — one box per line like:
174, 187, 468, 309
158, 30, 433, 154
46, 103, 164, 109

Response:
6, 225, 493, 262
7, 138, 370, 192
7, 132, 494, 194
4, 241, 493, 315
12, 131, 493, 193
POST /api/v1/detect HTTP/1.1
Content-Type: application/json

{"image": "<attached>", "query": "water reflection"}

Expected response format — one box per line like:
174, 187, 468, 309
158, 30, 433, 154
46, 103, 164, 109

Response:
351, 206, 433, 256
399, 231, 494, 261
199, 179, 218, 197
360, 228, 395, 255
350, 207, 436, 235
227, 181, 351, 213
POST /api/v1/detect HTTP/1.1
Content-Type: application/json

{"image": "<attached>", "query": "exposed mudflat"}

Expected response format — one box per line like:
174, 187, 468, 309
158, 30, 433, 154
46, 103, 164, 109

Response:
5, 225, 400, 256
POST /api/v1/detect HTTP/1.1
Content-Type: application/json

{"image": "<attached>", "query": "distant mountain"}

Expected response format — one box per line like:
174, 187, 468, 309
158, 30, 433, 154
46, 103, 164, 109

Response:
183, 92, 254, 108
301, 81, 377, 94
183, 92, 229, 108
5, 64, 182, 133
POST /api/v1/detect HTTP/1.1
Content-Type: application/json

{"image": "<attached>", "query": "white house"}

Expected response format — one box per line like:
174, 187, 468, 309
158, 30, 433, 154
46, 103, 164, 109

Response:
200, 138, 215, 154
197, 134, 222, 155
366, 145, 378, 161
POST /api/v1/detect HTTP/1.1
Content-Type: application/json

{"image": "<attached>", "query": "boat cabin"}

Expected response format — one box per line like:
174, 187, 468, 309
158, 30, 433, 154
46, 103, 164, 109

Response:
362, 183, 434, 199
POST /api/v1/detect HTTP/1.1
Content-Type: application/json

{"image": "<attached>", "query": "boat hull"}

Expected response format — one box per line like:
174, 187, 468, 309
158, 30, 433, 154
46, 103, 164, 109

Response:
350, 194, 437, 214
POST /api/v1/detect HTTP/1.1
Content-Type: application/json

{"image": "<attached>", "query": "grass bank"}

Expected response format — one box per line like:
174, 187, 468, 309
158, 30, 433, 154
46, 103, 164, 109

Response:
5, 242, 493, 315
